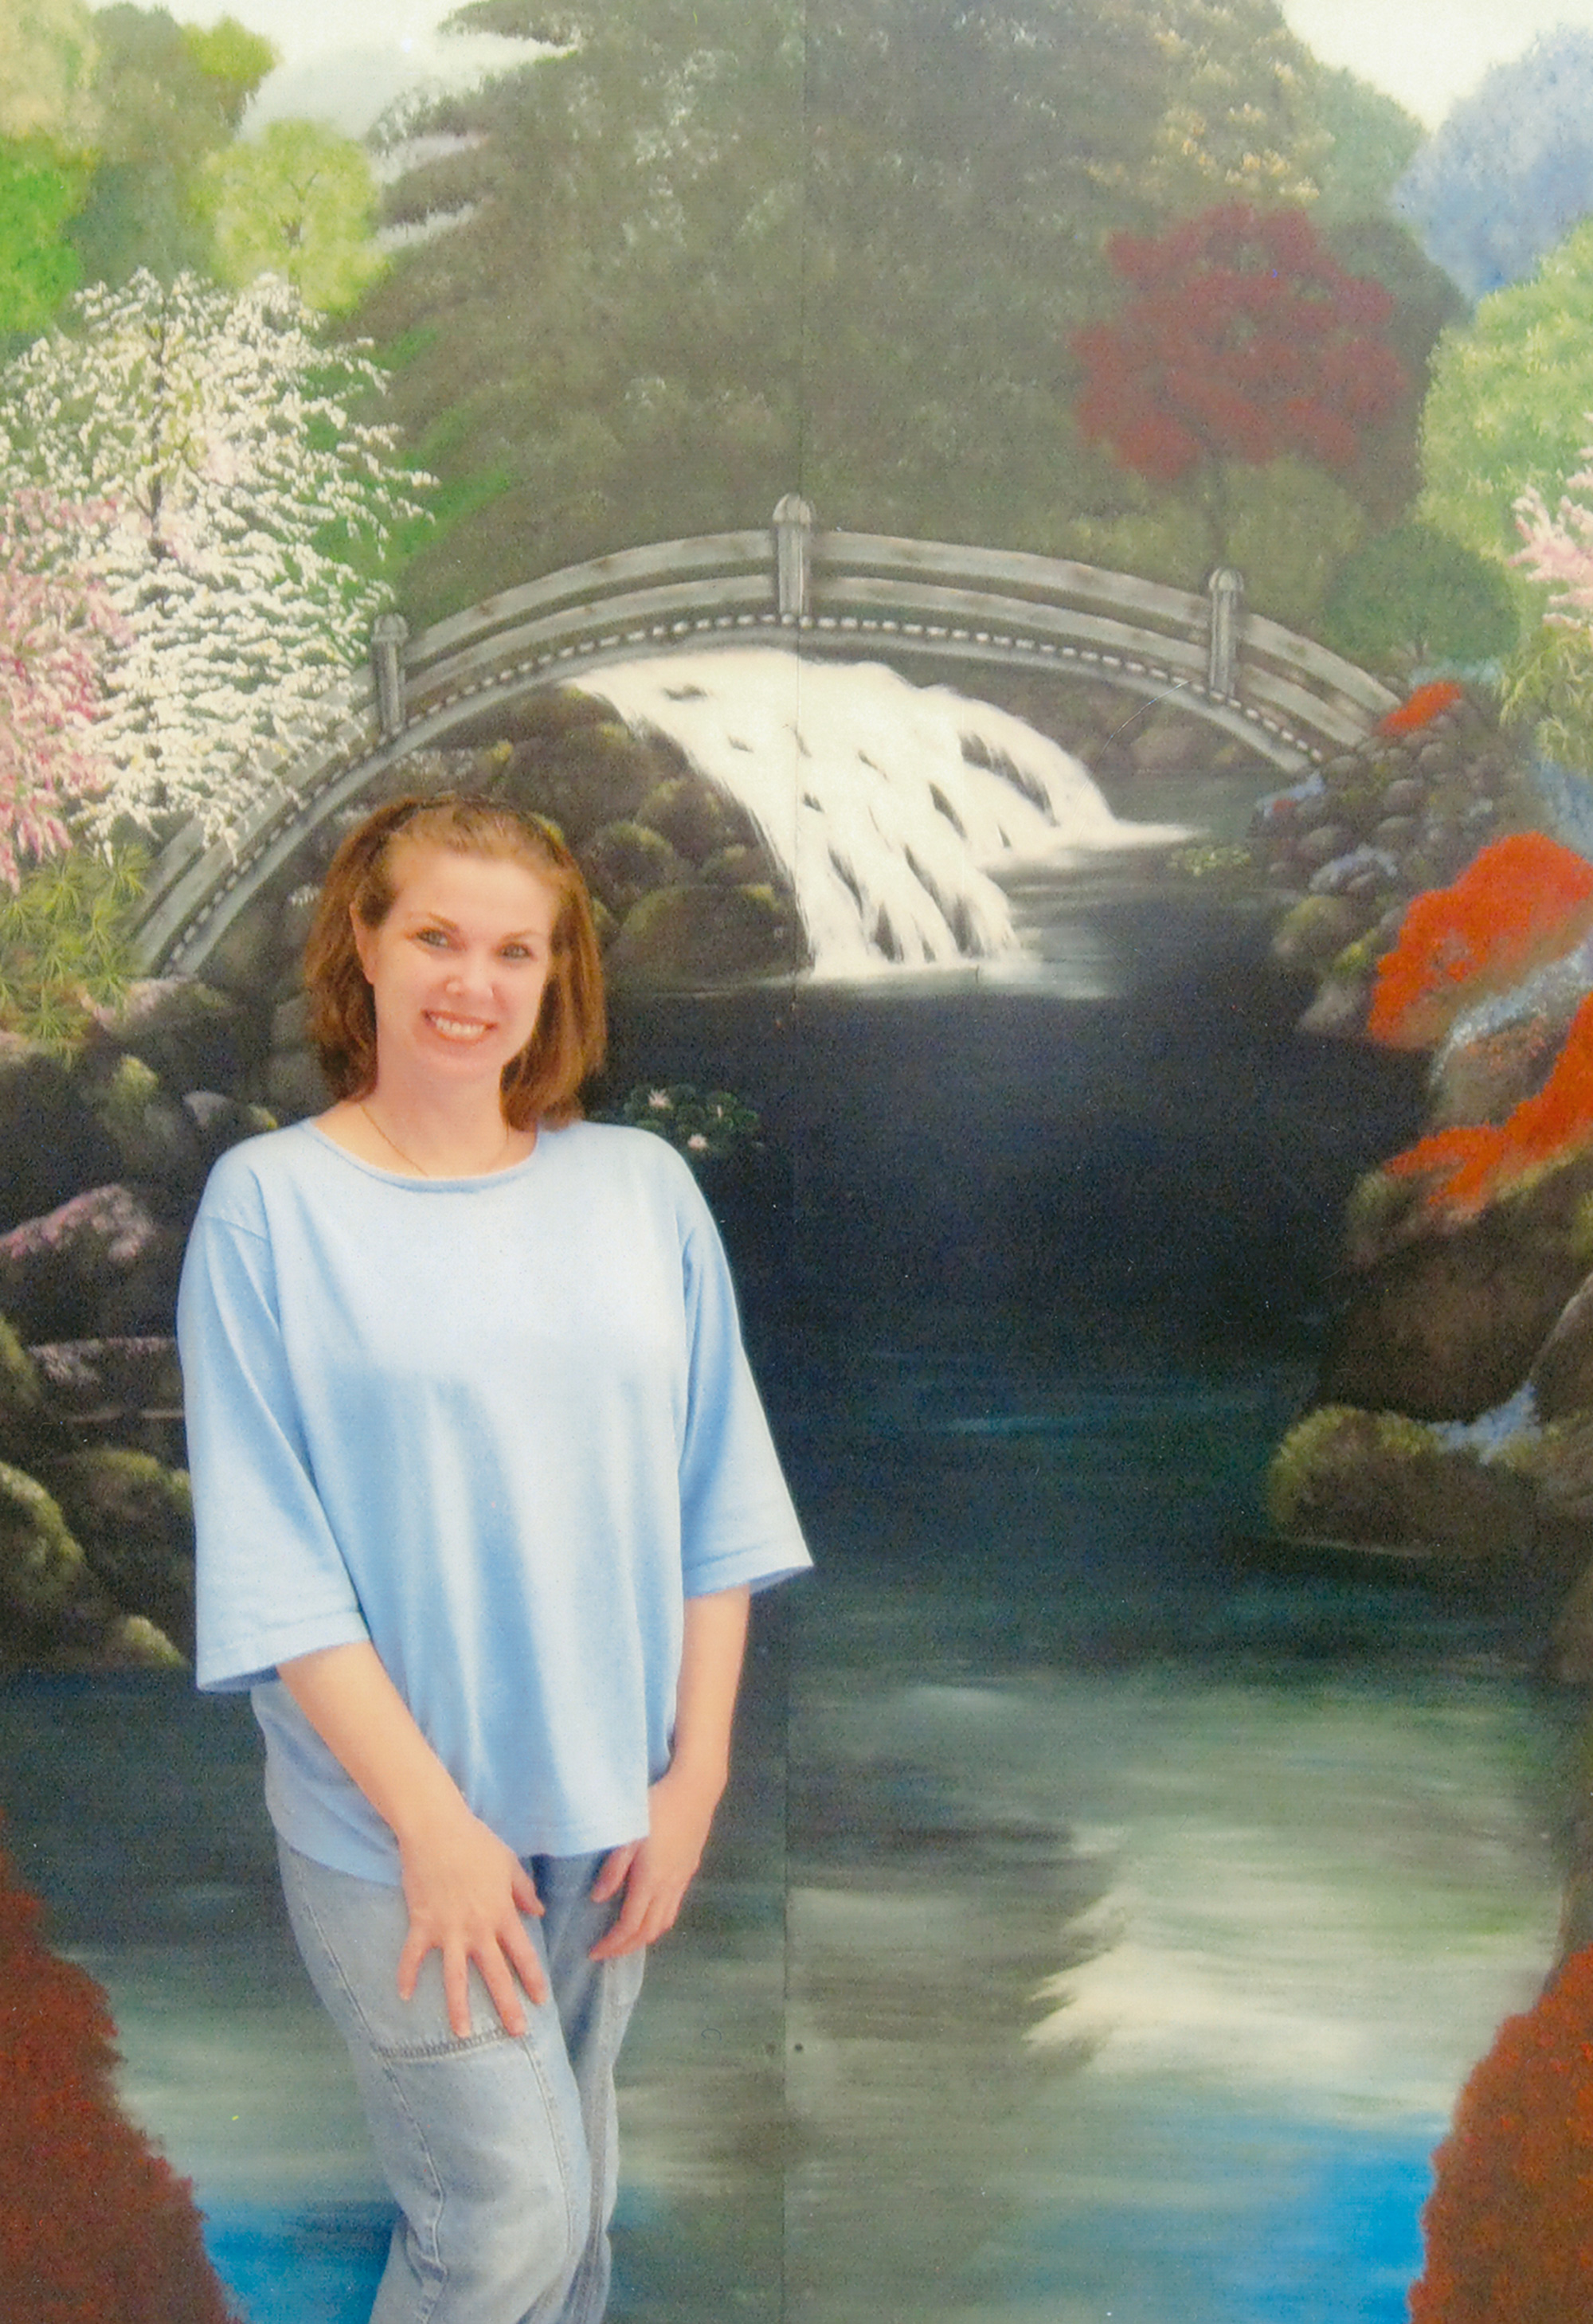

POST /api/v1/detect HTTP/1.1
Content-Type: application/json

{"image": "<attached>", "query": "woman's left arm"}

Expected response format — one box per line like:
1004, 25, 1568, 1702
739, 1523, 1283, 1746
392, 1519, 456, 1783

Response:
588, 1583, 751, 1958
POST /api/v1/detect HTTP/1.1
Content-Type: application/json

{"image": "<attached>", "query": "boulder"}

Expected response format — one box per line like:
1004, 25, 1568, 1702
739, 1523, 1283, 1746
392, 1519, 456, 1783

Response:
0, 1039, 119, 1237
49, 1450, 194, 1659
0, 1187, 185, 1345
85, 978, 247, 1094
577, 821, 694, 920
496, 708, 659, 842
80, 1056, 208, 1208
29, 1337, 183, 1432
1532, 1276, 1593, 1422
1321, 1150, 1593, 1421
0, 1320, 46, 1465
1269, 1404, 1538, 1559
0, 1461, 91, 1633
606, 884, 807, 988
635, 777, 756, 866
182, 1092, 276, 1172
264, 1046, 331, 1124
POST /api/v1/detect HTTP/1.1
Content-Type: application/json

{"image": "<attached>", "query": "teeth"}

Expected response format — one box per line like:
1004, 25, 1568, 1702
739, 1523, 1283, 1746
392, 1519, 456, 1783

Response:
429, 1014, 490, 1041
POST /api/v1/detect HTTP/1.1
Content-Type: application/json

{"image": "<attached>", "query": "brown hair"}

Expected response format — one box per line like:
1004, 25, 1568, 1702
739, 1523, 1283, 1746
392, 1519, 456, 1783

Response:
303, 793, 607, 1129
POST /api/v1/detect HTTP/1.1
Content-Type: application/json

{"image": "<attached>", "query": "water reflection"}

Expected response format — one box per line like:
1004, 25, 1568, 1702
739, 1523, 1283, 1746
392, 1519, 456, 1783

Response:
0, 1348, 1564, 2323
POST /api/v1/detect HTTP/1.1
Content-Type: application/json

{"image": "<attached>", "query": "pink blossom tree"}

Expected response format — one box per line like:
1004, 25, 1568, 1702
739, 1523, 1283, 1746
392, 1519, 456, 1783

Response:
0, 490, 123, 886
1515, 445, 1593, 617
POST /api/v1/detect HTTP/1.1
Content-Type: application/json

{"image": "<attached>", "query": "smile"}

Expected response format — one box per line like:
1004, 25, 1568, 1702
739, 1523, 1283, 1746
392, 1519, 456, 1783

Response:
426, 1012, 494, 1042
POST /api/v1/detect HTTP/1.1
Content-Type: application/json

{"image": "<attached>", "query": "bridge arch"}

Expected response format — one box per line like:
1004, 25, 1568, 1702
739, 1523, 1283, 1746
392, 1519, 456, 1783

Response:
131, 504, 1396, 975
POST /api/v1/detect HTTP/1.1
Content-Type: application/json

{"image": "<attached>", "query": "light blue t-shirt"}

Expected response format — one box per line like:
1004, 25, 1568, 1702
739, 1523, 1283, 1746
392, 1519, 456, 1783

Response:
177, 1117, 811, 1882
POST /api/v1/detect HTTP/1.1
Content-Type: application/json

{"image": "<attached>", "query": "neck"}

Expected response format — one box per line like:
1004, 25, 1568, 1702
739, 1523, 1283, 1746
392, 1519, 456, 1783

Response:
360, 1074, 525, 1179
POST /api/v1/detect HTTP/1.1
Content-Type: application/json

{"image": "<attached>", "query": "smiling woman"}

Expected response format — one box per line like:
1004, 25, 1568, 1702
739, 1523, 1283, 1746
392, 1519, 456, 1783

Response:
175, 791, 811, 2324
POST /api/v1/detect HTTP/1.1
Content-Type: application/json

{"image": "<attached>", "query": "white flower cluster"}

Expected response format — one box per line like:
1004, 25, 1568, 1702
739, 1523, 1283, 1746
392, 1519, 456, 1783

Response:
0, 269, 430, 845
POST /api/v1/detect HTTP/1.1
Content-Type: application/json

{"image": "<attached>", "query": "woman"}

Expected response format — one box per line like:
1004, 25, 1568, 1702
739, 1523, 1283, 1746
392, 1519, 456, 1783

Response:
178, 793, 810, 2324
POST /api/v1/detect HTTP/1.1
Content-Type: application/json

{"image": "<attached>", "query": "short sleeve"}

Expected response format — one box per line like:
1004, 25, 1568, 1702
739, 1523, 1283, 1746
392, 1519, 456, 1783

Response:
675, 1184, 812, 1598
178, 1199, 371, 1691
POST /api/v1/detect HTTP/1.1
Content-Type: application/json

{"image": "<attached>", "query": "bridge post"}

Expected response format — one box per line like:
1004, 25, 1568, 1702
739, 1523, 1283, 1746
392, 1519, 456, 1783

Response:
773, 493, 815, 621
371, 611, 410, 740
1206, 567, 1244, 698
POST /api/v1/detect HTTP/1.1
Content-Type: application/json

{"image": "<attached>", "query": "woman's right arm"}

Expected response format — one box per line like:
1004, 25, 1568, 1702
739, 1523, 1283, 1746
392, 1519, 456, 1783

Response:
277, 1641, 548, 2037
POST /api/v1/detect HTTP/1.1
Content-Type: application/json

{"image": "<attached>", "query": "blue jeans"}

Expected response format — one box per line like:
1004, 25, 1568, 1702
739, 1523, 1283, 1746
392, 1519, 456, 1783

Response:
278, 1841, 646, 2324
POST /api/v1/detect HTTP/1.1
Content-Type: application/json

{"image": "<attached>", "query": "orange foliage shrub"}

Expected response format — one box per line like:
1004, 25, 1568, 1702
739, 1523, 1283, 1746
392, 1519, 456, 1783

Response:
1368, 832, 1593, 1050
1384, 988, 1593, 1214
1379, 680, 1466, 737
1411, 1946, 1593, 2323
0, 1822, 237, 2323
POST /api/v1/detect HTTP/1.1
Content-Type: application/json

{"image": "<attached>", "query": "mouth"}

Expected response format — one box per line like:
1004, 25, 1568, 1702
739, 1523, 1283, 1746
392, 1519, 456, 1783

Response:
425, 1011, 495, 1044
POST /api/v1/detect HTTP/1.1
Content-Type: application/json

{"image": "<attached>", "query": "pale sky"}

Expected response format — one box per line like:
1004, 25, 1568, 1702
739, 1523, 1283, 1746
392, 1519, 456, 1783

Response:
151, 0, 1593, 135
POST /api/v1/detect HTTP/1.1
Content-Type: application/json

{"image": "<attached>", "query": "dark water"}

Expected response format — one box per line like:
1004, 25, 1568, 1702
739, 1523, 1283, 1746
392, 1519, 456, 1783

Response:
0, 890, 1568, 2322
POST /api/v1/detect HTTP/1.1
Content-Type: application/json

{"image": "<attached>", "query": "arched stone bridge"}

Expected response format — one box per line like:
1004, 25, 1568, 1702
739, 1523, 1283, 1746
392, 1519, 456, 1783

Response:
131, 498, 1397, 974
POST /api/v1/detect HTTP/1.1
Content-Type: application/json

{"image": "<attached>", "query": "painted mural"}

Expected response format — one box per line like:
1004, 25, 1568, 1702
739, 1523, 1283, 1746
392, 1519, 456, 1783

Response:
9, 2, 1593, 2318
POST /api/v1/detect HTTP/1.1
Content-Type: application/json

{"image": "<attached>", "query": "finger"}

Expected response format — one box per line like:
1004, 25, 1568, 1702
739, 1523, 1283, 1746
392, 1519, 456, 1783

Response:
512, 1863, 546, 1917
442, 1945, 475, 2040
503, 1919, 550, 2009
590, 1878, 678, 1960
395, 1926, 429, 2003
589, 1843, 639, 1904
477, 1946, 530, 2037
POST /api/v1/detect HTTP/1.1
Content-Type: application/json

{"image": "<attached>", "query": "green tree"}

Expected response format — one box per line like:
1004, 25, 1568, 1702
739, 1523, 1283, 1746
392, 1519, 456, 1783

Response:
68, 7, 278, 291
196, 120, 386, 311
0, 142, 89, 339
367, 0, 1410, 623
0, 0, 99, 150
1320, 522, 1521, 674
1420, 219, 1593, 577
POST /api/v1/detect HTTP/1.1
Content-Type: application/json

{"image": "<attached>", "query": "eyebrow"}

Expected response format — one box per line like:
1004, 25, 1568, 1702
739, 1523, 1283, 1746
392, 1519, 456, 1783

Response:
405, 908, 552, 938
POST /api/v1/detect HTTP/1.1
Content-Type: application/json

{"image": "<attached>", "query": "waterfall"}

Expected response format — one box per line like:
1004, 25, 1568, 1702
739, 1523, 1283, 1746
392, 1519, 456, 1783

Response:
577, 648, 1192, 975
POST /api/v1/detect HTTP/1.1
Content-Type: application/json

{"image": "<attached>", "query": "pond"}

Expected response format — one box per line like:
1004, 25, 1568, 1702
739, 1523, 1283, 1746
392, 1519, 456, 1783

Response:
1, 866, 1571, 2322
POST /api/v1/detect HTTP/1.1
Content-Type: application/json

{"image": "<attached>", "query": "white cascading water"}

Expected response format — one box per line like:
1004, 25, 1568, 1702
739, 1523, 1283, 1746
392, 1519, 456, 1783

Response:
578, 648, 1192, 975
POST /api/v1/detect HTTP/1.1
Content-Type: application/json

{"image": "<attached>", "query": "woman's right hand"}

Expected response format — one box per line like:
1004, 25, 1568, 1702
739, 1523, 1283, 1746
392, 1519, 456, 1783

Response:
276, 1642, 548, 2040
396, 1806, 548, 2037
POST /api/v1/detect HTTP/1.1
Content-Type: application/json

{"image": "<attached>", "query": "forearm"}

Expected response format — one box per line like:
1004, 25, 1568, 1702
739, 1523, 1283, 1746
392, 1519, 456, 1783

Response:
277, 1639, 469, 1849
667, 1584, 752, 1798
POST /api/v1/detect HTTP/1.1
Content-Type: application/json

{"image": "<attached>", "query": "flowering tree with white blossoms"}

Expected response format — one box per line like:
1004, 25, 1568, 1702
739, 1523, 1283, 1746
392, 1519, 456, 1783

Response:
0, 488, 124, 885
0, 268, 429, 842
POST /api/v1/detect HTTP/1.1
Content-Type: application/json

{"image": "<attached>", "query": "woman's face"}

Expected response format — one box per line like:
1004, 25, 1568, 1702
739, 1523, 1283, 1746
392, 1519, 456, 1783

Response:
353, 841, 562, 1097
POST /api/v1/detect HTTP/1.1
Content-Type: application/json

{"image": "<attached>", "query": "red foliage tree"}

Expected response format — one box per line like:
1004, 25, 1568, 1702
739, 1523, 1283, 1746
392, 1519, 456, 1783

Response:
1411, 1946, 1593, 2322
1073, 202, 1408, 565
0, 1821, 239, 2323
1368, 831, 1593, 1052
1385, 987, 1593, 1216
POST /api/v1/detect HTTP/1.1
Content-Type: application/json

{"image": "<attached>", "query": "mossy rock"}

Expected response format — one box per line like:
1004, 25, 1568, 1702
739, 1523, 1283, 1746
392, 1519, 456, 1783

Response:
1271, 894, 1364, 970
1322, 1147, 1593, 1421
84, 978, 246, 1094
0, 1461, 88, 1629
703, 844, 775, 886
496, 711, 660, 843
49, 1450, 195, 1658
0, 1320, 44, 1464
0, 1039, 119, 1237
606, 884, 808, 988
80, 1055, 207, 1199
1269, 1404, 1537, 1559
634, 777, 757, 866
577, 822, 695, 921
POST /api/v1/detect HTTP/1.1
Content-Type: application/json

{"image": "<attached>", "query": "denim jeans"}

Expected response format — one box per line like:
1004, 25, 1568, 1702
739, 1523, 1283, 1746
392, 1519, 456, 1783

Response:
279, 1840, 646, 2324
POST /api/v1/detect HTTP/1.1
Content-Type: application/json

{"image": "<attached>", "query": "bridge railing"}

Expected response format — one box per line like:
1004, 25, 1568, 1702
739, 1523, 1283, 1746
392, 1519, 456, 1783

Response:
131, 505, 1395, 972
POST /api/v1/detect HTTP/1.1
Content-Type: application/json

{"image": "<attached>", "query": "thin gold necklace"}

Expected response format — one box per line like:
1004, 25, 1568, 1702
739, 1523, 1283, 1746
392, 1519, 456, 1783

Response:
358, 1100, 517, 1179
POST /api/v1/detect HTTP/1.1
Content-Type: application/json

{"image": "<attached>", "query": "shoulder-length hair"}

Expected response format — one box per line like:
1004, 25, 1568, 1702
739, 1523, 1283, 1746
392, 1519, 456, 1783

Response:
303, 793, 607, 1129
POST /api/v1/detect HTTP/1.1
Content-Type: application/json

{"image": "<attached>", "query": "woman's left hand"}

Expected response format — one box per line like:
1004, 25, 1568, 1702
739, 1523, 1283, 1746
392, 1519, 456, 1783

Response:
587, 1762, 722, 1958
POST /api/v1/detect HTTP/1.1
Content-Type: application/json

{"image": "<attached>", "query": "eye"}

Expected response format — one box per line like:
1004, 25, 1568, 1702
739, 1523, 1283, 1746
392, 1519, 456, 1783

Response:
414, 927, 452, 949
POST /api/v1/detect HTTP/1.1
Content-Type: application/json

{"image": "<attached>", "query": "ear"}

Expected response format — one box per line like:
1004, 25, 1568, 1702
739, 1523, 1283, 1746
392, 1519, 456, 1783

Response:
351, 906, 376, 983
